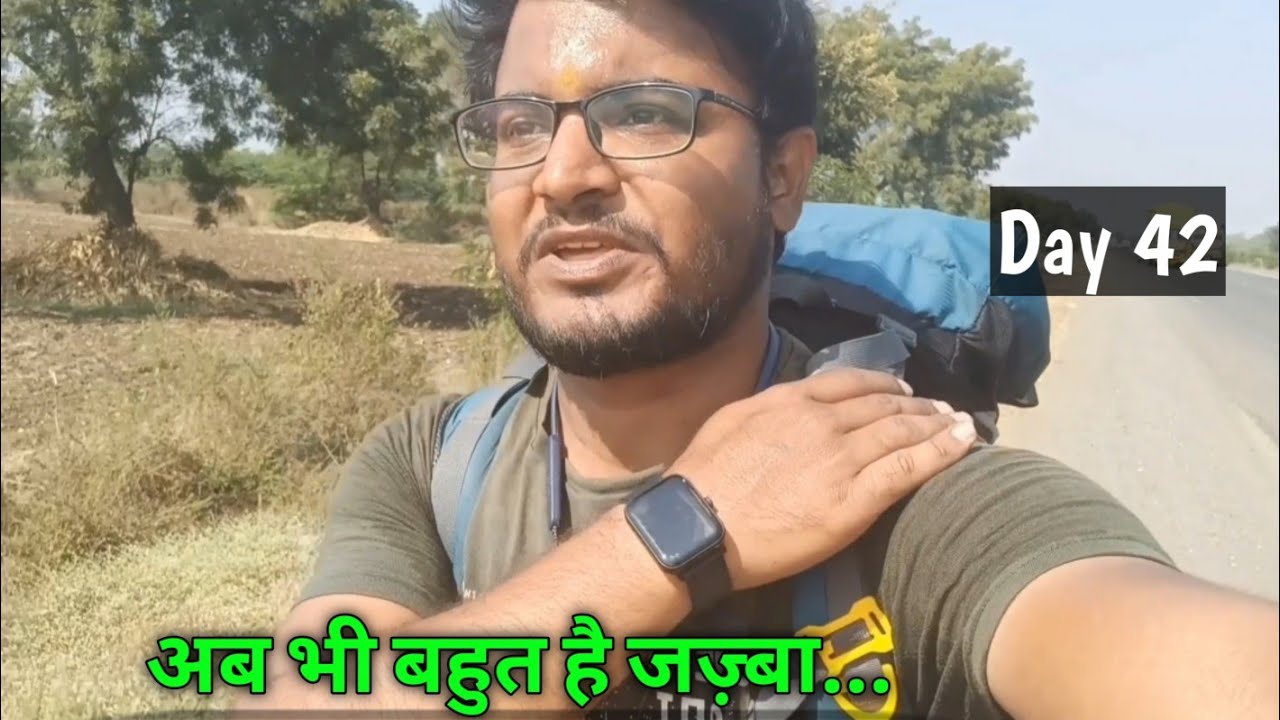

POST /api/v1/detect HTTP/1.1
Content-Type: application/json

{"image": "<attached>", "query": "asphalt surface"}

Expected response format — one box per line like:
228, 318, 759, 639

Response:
998, 268, 1280, 601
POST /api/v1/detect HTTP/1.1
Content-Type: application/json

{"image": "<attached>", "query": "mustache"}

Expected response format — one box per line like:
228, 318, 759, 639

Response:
517, 214, 667, 274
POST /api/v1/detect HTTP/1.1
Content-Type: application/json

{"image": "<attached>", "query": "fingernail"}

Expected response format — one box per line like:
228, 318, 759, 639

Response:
932, 400, 954, 414
951, 418, 977, 441
898, 379, 913, 395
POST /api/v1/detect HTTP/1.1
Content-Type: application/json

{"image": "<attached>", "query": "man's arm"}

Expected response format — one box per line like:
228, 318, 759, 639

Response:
242, 504, 690, 714
238, 368, 976, 714
989, 556, 1278, 720
874, 445, 1278, 720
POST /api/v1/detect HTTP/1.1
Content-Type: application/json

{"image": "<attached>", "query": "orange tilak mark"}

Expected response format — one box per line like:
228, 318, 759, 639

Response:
556, 67, 585, 96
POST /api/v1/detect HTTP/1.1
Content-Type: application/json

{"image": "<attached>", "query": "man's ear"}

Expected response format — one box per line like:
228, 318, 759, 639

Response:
765, 127, 817, 233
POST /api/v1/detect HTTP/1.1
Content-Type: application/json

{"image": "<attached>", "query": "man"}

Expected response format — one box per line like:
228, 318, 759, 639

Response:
240, 1, 1279, 717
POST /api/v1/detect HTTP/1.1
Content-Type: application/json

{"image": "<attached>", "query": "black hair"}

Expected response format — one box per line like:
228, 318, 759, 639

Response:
446, 0, 818, 261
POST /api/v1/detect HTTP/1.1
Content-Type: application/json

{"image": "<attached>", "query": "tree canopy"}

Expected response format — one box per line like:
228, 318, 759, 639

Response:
1, 0, 268, 227
810, 6, 1037, 217
0, 0, 451, 230
251, 1, 451, 227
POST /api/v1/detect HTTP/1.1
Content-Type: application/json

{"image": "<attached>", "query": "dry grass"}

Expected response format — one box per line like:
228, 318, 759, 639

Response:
0, 221, 242, 312
1, 199, 470, 291
0, 508, 318, 719
450, 235, 529, 385
134, 182, 280, 229
462, 309, 528, 387
0, 278, 445, 719
0, 277, 436, 573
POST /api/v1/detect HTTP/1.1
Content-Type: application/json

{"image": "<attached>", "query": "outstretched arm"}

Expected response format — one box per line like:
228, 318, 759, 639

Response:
873, 445, 1279, 720
989, 556, 1278, 720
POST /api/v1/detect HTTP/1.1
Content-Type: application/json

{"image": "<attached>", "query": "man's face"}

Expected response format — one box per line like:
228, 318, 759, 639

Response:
487, 0, 777, 378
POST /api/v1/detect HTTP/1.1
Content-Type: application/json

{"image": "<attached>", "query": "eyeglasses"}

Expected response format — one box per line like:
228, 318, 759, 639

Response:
451, 82, 762, 171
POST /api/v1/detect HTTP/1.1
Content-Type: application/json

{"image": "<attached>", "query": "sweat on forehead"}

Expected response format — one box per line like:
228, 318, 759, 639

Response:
495, 0, 751, 98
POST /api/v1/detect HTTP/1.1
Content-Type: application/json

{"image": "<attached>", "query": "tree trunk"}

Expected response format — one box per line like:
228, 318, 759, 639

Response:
360, 179, 388, 233
82, 136, 136, 230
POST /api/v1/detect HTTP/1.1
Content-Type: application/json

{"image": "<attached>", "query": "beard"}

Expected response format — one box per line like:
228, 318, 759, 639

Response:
499, 203, 774, 379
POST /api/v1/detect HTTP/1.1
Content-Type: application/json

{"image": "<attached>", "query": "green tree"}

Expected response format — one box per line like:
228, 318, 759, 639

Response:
864, 15, 1036, 217
808, 7, 1035, 214
1, 0, 448, 232
807, 154, 880, 204
1, 56, 37, 179
814, 6, 898, 164
807, 6, 898, 203
262, 4, 451, 229
0, 0, 269, 229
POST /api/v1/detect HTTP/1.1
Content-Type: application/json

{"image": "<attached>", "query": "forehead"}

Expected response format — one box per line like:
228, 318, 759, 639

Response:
495, 0, 749, 99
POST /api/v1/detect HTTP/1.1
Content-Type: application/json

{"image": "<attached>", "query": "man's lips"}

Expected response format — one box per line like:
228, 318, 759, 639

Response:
532, 228, 642, 261
527, 227, 652, 284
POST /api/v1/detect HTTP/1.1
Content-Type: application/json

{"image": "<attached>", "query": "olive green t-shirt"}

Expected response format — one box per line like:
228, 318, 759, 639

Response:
301, 331, 1173, 719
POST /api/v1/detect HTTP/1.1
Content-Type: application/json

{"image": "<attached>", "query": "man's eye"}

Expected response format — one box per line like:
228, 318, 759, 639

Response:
501, 118, 548, 140
619, 105, 671, 127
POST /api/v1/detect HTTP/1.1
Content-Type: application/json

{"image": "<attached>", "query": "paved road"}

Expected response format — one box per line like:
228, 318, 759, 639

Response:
998, 268, 1280, 601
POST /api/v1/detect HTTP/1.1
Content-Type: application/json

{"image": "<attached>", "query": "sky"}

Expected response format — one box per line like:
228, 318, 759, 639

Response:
412, 0, 1280, 235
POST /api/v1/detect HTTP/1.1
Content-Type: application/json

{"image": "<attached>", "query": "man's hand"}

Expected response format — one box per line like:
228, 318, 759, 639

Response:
669, 367, 977, 591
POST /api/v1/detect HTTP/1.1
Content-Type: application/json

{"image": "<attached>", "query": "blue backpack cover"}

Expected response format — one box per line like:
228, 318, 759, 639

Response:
429, 202, 1052, 718
774, 202, 1049, 441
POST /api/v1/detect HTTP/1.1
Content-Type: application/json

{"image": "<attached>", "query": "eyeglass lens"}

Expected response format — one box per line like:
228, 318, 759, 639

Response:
457, 86, 698, 169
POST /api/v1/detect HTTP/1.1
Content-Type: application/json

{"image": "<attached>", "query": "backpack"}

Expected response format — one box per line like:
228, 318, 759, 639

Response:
429, 202, 1051, 718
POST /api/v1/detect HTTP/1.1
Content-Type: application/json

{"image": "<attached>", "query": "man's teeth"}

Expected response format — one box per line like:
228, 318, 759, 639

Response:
560, 242, 604, 250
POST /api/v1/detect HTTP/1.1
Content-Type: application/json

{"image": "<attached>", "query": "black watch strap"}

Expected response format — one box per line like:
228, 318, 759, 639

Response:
681, 551, 732, 614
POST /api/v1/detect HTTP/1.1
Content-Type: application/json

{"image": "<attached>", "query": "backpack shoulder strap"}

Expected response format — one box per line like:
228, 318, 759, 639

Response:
791, 334, 907, 719
431, 348, 546, 593
431, 382, 520, 560
792, 547, 901, 718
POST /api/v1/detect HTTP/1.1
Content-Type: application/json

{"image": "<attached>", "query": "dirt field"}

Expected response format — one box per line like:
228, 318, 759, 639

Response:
2, 198, 474, 292
0, 199, 491, 377
0, 199, 509, 718
1, 200, 493, 515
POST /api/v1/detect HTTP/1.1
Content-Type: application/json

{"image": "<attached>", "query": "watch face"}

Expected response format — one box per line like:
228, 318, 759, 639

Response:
627, 477, 724, 571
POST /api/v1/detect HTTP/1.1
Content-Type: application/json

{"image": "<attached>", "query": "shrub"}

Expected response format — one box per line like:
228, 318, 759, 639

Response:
0, 279, 436, 572
0, 221, 240, 309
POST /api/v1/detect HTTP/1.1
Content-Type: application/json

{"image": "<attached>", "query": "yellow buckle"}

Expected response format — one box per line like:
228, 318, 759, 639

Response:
796, 596, 899, 719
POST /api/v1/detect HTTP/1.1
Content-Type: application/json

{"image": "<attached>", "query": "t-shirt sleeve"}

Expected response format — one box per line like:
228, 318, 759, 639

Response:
878, 445, 1175, 719
298, 395, 460, 617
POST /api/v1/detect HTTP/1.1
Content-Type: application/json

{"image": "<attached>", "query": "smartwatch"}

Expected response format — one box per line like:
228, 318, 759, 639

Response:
624, 474, 732, 613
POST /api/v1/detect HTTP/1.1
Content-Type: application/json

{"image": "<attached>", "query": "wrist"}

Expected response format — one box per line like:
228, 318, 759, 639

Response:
664, 467, 750, 593
621, 475, 734, 613
594, 505, 695, 629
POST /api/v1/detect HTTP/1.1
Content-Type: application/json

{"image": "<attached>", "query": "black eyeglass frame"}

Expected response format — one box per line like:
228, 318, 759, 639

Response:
450, 81, 763, 171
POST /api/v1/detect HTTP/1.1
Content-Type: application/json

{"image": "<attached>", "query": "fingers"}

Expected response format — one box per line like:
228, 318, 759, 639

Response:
830, 393, 952, 432
850, 412, 978, 511
845, 410, 970, 470
778, 367, 913, 404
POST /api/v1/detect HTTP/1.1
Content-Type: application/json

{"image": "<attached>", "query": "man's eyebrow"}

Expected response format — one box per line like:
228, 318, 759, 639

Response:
495, 76, 688, 100
496, 88, 547, 100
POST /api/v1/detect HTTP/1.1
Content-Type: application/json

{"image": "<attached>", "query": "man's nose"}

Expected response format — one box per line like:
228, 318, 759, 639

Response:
531, 112, 622, 215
